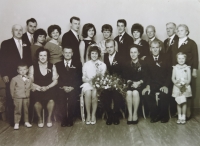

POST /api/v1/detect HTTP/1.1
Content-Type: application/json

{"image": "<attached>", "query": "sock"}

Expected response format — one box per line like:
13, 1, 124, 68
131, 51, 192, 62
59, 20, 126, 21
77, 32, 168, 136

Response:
178, 114, 182, 120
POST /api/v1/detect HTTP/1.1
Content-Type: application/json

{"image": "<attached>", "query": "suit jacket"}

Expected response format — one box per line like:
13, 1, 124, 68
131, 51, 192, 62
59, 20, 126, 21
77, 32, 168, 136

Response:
171, 37, 198, 69
114, 32, 132, 64
0, 38, 32, 78
104, 52, 122, 76
144, 54, 171, 90
22, 32, 31, 48
62, 30, 80, 63
55, 59, 82, 92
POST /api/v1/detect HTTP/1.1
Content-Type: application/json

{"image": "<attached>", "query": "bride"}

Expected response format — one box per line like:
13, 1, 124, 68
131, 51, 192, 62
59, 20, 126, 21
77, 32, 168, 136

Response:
81, 46, 106, 124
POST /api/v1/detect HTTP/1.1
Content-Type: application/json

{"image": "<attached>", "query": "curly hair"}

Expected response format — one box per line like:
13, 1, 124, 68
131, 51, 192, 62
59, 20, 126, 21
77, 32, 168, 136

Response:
82, 23, 96, 38
131, 23, 144, 37
47, 25, 61, 38
33, 29, 47, 43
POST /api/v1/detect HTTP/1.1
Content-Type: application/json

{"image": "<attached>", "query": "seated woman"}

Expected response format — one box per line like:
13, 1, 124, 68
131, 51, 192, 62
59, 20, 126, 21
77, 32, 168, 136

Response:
131, 23, 149, 60
44, 25, 63, 64
98, 24, 118, 61
123, 45, 146, 124
79, 23, 96, 65
81, 46, 106, 124
31, 29, 47, 64
29, 48, 58, 128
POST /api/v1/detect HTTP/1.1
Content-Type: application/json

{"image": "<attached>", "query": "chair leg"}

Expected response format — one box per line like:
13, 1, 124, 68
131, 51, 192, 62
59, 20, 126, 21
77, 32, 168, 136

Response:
43, 109, 44, 124
142, 104, 146, 119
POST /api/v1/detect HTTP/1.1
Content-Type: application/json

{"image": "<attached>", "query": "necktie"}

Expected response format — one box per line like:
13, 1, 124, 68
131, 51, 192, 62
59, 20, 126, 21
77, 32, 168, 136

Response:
66, 62, 69, 71
119, 35, 122, 42
18, 40, 23, 59
167, 38, 171, 47
31, 35, 34, 45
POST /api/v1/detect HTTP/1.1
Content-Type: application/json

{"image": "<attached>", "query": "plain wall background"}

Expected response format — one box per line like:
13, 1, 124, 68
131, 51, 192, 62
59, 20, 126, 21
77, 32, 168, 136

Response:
0, 0, 200, 107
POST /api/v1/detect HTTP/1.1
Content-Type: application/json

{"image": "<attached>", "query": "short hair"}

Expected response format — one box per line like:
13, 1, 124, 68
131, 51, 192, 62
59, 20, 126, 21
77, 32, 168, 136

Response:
17, 61, 28, 69
146, 25, 156, 33
82, 23, 96, 38
26, 18, 37, 25
33, 29, 47, 43
176, 52, 187, 59
129, 44, 140, 54
35, 47, 50, 61
150, 40, 161, 47
105, 39, 115, 47
70, 16, 80, 23
117, 19, 127, 27
131, 23, 144, 37
166, 22, 176, 28
63, 46, 73, 51
177, 24, 190, 36
101, 24, 113, 33
88, 46, 101, 60
47, 25, 61, 38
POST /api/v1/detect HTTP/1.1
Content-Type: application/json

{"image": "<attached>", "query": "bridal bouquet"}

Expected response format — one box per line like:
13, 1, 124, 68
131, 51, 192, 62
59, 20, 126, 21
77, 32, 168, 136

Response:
92, 72, 128, 97
175, 78, 187, 104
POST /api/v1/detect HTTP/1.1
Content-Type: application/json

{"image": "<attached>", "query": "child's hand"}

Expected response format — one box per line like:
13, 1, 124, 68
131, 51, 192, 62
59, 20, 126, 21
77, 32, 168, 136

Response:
175, 83, 182, 89
40, 86, 48, 92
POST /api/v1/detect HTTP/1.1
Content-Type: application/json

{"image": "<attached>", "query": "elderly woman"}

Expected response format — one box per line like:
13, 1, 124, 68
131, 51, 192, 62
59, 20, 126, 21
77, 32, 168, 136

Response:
123, 45, 146, 124
131, 23, 149, 60
79, 23, 96, 65
81, 46, 106, 124
44, 25, 63, 64
31, 29, 47, 64
171, 24, 199, 120
98, 24, 118, 61
29, 48, 58, 127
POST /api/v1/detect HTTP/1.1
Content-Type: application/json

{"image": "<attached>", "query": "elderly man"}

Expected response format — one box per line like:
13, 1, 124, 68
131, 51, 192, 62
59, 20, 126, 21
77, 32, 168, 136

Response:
142, 40, 171, 123
146, 25, 164, 54
0, 24, 31, 126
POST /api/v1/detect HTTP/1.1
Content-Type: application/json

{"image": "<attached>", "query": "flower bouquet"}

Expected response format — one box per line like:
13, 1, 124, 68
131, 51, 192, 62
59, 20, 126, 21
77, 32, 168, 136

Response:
175, 78, 187, 104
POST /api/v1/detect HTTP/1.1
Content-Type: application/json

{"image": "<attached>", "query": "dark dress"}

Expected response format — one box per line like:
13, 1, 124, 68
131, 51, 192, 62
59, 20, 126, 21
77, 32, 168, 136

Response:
32, 63, 56, 105
83, 40, 96, 61
133, 39, 150, 59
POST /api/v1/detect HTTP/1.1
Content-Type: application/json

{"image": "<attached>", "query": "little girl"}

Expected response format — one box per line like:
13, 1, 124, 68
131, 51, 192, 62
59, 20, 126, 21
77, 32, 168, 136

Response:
172, 52, 192, 124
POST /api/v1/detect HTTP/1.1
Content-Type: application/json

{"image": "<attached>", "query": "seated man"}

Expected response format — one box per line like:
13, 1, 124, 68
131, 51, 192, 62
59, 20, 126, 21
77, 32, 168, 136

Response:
101, 39, 123, 125
142, 40, 171, 123
55, 47, 82, 127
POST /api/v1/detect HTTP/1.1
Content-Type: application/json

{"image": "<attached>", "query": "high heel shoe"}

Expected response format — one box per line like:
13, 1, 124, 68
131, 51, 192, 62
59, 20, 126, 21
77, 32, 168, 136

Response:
91, 120, 96, 125
86, 121, 91, 125
132, 119, 139, 124
38, 123, 44, 128
47, 123, 52, 127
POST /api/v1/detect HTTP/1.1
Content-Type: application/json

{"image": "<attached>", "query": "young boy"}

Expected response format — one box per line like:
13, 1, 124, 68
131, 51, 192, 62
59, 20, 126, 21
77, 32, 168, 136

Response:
10, 62, 32, 130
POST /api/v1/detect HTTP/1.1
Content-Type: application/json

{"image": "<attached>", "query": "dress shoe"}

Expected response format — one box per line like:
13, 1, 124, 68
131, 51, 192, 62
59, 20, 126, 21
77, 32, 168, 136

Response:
181, 119, 186, 124
106, 117, 112, 125
113, 115, 120, 125
91, 120, 96, 125
85, 121, 91, 125
132, 119, 139, 124
61, 120, 68, 127
150, 116, 162, 123
14, 124, 19, 130
177, 119, 181, 124
47, 123, 53, 127
127, 121, 133, 125
161, 117, 169, 123
38, 123, 44, 128
24, 122, 32, 128
67, 120, 73, 127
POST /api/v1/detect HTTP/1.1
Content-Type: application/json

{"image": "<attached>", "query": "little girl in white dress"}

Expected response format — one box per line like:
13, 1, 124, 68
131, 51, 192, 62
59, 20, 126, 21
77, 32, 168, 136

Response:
172, 52, 192, 124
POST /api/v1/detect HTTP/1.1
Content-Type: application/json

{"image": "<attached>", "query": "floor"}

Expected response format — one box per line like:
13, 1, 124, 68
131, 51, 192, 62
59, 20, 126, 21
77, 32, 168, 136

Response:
0, 109, 200, 146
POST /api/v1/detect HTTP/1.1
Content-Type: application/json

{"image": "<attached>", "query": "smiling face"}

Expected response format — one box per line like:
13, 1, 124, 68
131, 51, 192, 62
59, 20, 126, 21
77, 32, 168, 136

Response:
71, 19, 80, 32
106, 41, 115, 55
177, 54, 186, 65
117, 22, 125, 34
132, 30, 141, 39
87, 27, 95, 38
17, 66, 28, 76
103, 30, 112, 39
146, 27, 155, 39
27, 22, 37, 34
12, 25, 23, 39
91, 51, 99, 61
38, 51, 48, 63
51, 29, 60, 40
130, 47, 139, 61
150, 42, 161, 57
177, 26, 188, 38
37, 35, 46, 44
63, 48, 73, 60
166, 23, 176, 37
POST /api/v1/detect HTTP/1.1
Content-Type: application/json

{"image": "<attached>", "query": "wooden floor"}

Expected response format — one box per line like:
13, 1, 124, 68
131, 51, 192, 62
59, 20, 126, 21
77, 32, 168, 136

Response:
1, 109, 200, 146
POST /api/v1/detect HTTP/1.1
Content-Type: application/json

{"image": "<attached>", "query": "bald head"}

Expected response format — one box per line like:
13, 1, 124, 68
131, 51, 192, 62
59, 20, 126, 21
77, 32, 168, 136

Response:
12, 24, 23, 39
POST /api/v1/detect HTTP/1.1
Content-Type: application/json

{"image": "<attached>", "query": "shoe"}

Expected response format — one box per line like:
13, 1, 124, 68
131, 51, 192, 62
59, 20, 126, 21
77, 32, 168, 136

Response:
47, 123, 52, 127
86, 121, 91, 125
150, 116, 162, 123
38, 123, 44, 128
24, 122, 32, 128
161, 117, 169, 123
91, 120, 96, 125
14, 124, 19, 130
177, 119, 181, 124
113, 113, 120, 125
61, 121, 67, 127
106, 116, 112, 125
181, 119, 186, 124
132, 119, 139, 124
67, 120, 73, 127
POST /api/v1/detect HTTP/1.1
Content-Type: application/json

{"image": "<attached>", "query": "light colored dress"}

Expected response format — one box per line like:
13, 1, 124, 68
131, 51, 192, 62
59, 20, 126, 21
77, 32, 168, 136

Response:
172, 64, 192, 98
44, 41, 63, 64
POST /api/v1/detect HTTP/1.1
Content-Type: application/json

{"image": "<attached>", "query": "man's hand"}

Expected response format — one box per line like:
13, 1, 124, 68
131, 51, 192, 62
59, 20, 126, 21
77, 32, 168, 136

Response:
3, 76, 9, 83
142, 85, 150, 95
160, 86, 168, 94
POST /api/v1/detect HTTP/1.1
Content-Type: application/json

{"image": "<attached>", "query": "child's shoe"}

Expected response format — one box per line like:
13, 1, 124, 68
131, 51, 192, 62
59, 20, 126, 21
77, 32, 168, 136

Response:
14, 124, 19, 130
25, 122, 32, 128
181, 119, 186, 124
176, 119, 181, 124
38, 123, 44, 128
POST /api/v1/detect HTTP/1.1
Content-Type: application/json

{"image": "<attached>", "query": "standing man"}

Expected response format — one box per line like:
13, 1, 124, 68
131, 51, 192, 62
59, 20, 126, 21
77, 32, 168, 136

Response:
22, 18, 37, 48
0, 24, 32, 126
62, 16, 80, 63
142, 40, 171, 123
55, 47, 82, 127
114, 19, 132, 65
146, 25, 164, 54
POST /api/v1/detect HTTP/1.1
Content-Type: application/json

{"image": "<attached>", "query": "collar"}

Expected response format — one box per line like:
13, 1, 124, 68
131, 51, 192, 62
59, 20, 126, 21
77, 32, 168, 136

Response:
119, 31, 125, 37
13, 37, 22, 44
153, 55, 159, 60
179, 36, 188, 42
109, 51, 116, 57
150, 36, 155, 41
64, 59, 72, 65
169, 34, 175, 40
71, 29, 78, 36
27, 31, 33, 36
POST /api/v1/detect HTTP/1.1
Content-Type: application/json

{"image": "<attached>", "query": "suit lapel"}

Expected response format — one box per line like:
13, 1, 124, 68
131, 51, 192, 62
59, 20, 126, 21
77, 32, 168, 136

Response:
11, 38, 21, 59
70, 30, 79, 43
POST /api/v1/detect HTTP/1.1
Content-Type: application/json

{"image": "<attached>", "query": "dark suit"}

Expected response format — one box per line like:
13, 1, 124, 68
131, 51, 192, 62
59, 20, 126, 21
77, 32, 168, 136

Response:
143, 54, 171, 119
62, 30, 80, 63
22, 32, 31, 48
114, 32, 132, 65
0, 38, 32, 126
55, 59, 82, 122
101, 52, 123, 117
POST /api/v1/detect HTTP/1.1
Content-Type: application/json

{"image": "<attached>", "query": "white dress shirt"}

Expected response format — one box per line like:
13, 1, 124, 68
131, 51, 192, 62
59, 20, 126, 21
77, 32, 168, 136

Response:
109, 51, 116, 65
178, 37, 188, 48
153, 55, 159, 61
150, 36, 156, 42
14, 38, 23, 58
119, 31, 125, 41
64, 59, 72, 67
168, 34, 175, 45
27, 32, 34, 44
71, 29, 79, 41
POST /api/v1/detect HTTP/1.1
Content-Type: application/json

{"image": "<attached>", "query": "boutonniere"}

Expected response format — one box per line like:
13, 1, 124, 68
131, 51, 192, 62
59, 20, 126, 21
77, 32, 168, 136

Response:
156, 61, 162, 67
112, 61, 118, 65
22, 44, 27, 47
95, 62, 99, 68
184, 69, 187, 72
120, 39, 124, 43
138, 43, 142, 46
70, 65, 76, 68
170, 40, 174, 46
182, 40, 188, 46
47, 68, 51, 73
138, 67, 141, 72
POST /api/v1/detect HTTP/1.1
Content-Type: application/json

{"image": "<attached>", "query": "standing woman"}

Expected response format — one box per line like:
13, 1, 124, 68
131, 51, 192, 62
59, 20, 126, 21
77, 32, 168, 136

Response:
171, 24, 199, 120
29, 48, 58, 127
31, 29, 47, 64
131, 23, 149, 60
98, 24, 118, 61
45, 25, 63, 64
123, 45, 146, 124
79, 23, 96, 65
81, 46, 106, 124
